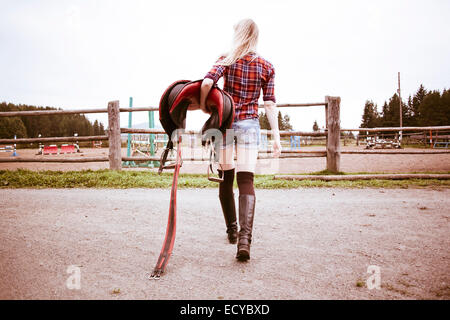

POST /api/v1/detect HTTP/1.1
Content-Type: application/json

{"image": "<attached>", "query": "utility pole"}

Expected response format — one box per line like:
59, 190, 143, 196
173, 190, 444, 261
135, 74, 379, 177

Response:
397, 72, 402, 142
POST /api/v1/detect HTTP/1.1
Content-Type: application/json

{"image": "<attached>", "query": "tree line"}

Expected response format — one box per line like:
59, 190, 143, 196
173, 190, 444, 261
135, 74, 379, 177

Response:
259, 110, 293, 131
360, 85, 450, 128
0, 102, 105, 139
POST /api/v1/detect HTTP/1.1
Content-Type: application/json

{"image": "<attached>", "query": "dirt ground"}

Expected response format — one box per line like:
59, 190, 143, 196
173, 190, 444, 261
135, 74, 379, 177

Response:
1, 146, 450, 174
0, 188, 449, 300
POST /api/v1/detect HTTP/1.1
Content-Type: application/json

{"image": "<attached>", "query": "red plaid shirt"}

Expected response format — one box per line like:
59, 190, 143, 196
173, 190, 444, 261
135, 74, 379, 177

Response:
204, 53, 276, 122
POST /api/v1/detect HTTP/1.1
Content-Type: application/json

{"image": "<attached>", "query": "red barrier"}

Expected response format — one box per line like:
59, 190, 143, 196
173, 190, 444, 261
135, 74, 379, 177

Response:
43, 145, 58, 155
60, 144, 76, 154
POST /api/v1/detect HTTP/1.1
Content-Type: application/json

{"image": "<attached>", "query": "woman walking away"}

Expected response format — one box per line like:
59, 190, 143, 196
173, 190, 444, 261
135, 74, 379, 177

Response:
199, 19, 281, 261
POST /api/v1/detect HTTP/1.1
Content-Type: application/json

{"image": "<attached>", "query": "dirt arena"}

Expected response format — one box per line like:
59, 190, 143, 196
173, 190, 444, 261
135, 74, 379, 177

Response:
1, 145, 449, 300
0, 188, 449, 300
1, 146, 450, 174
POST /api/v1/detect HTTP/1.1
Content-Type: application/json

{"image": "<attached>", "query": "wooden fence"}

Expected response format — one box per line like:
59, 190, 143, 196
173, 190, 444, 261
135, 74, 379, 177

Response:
0, 99, 339, 171
1, 97, 449, 173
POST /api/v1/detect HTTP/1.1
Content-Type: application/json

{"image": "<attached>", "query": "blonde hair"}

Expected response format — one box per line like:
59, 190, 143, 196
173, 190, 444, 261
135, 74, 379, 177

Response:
217, 19, 259, 66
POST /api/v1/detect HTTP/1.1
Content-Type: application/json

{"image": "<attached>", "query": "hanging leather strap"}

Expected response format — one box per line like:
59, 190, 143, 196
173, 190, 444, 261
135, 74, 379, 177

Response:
149, 137, 182, 279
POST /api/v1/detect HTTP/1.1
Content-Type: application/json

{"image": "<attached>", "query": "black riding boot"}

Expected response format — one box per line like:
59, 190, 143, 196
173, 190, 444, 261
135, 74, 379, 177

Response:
236, 194, 256, 261
219, 193, 238, 244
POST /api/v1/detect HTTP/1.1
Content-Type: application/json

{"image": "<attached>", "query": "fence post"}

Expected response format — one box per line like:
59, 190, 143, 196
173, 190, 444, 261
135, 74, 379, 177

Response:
108, 100, 122, 170
325, 96, 341, 173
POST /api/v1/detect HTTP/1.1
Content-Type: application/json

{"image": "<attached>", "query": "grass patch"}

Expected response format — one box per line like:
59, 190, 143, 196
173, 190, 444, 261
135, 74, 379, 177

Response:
0, 169, 449, 189
305, 169, 346, 176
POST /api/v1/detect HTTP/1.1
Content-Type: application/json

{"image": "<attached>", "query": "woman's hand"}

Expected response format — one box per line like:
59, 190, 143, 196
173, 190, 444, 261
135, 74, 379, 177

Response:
272, 137, 282, 158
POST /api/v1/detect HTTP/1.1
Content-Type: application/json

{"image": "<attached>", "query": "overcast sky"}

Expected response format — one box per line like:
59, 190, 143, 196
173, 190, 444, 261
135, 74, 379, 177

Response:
1, 0, 449, 131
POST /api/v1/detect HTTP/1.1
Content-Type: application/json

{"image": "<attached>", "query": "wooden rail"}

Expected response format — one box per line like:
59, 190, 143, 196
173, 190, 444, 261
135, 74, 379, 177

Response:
0, 135, 108, 144
343, 126, 450, 132
260, 103, 327, 108
121, 128, 196, 135
341, 150, 450, 155
121, 127, 328, 137
0, 157, 109, 163
262, 130, 327, 137
4, 148, 448, 164
0, 151, 327, 163
0, 102, 325, 118
0, 107, 158, 117
275, 173, 450, 181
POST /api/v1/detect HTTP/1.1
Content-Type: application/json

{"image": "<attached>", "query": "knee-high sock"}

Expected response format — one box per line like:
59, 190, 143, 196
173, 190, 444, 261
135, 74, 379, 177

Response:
236, 171, 255, 196
219, 168, 235, 199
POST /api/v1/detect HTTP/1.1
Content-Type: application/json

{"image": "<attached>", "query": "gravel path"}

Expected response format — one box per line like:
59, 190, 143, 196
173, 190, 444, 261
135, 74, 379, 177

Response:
0, 188, 449, 300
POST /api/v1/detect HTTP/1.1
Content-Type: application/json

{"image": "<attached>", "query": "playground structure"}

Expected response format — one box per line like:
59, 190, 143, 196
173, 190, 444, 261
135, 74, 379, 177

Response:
0, 99, 449, 175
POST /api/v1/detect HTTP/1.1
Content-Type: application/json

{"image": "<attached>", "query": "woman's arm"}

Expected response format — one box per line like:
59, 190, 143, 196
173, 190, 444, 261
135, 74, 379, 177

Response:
199, 78, 214, 113
264, 101, 281, 158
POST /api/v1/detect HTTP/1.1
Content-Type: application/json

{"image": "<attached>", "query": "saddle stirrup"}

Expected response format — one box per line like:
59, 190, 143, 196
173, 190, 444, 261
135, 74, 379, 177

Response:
206, 138, 224, 183
158, 140, 183, 174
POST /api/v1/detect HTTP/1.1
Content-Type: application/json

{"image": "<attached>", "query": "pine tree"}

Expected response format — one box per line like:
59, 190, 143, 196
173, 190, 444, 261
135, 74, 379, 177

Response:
99, 122, 105, 135
412, 84, 427, 120
405, 96, 415, 126
360, 100, 379, 128
379, 94, 407, 128
0, 117, 27, 138
259, 110, 293, 130
282, 114, 293, 131
440, 89, 450, 125
258, 111, 270, 129
360, 84, 449, 129
93, 120, 100, 135
277, 111, 283, 129
419, 90, 442, 126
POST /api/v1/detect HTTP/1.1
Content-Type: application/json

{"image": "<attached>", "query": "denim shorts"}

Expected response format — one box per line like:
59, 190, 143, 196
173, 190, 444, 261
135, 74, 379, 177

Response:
222, 118, 260, 149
